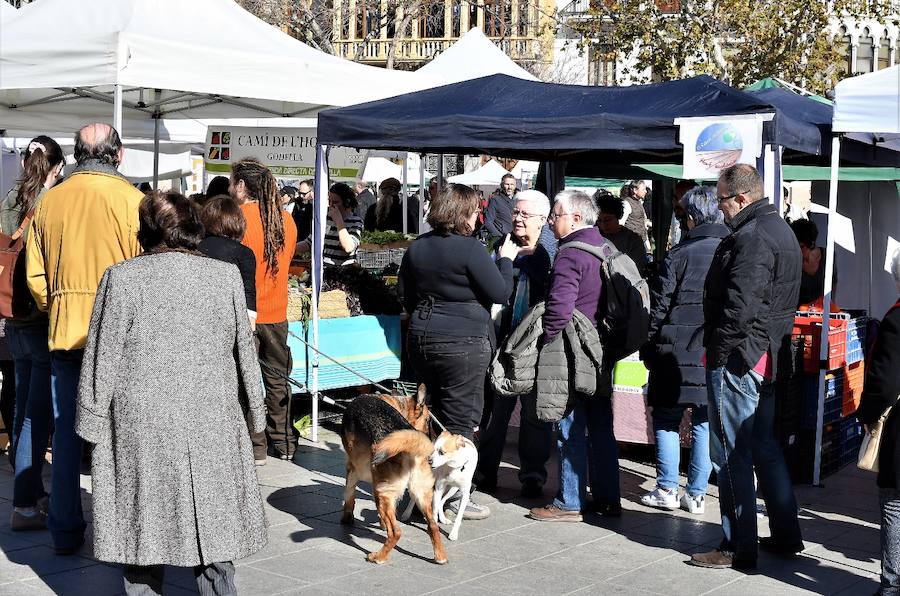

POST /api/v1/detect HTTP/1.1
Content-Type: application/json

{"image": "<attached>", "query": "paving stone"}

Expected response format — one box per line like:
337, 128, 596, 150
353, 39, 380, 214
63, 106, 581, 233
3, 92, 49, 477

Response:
314, 565, 451, 596
606, 549, 743, 595
0, 580, 54, 595
249, 546, 371, 583
0, 545, 95, 582
23, 563, 124, 596
459, 558, 597, 596
231, 565, 308, 595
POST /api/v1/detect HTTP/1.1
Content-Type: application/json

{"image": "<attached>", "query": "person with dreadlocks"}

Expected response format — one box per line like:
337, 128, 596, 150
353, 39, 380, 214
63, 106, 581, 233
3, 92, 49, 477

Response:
232, 159, 298, 465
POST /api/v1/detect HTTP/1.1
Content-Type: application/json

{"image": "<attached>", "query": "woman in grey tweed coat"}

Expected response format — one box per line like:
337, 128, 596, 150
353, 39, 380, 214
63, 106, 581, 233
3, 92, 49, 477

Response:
76, 191, 267, 595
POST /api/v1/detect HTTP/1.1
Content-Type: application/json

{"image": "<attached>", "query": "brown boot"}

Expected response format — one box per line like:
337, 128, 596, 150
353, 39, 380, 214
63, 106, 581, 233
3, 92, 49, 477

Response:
528, 504, 582, 523
689, 549, 756, 570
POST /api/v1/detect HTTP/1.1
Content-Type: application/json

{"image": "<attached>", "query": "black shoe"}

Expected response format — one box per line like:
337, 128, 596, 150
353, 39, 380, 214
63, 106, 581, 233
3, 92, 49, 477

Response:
477, 479, 497, 494
759, 537, 803, 556
54, 537, 84, 556
520, 482, 543, 499
590, 502, 622, 517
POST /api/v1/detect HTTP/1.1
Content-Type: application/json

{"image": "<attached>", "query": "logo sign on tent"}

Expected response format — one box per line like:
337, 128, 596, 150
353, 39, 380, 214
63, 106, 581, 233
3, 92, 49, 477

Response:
204, 127, 363, 179
675, 115, 768, 180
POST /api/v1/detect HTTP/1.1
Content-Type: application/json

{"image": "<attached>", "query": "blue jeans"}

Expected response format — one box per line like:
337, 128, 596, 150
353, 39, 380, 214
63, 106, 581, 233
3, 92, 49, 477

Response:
652, 405, 711, 497
880, 488, 900, 595
553, 396, 620, 512
476, 391, 554, 487
707, 363, 801, 562
49, 349, 86, 549
9, 325, 52, 508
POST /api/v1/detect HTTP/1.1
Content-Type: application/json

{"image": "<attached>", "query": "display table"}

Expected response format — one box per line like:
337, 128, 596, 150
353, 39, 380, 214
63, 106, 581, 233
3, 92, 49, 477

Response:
287, 315, 402, 391
611, 353, 653, 444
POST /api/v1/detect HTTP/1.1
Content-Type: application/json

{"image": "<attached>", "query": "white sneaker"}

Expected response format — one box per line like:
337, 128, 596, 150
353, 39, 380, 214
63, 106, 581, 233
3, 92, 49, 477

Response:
640, 487, 678, 510
680, 493, 705, 514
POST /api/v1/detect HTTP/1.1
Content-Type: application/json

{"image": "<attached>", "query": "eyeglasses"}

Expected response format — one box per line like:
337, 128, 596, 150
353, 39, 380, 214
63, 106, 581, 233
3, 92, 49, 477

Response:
716, 190, 748, 203
547, 211, 570, 222
512, 209, 543, 220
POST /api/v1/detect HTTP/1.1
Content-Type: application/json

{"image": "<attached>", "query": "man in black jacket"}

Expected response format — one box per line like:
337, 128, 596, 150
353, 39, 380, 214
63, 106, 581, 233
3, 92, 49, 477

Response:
482, 173, 518, 239
690, 164, 803, 570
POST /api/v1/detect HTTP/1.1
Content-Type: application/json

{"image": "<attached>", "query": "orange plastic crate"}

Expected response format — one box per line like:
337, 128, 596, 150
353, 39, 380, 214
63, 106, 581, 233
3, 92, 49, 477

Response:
793, 313, 848, 375
842, 360, 865, 416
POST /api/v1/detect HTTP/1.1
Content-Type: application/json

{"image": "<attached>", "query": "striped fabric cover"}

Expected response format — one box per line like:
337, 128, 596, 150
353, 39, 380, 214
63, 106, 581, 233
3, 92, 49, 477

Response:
287, 315, 402, 391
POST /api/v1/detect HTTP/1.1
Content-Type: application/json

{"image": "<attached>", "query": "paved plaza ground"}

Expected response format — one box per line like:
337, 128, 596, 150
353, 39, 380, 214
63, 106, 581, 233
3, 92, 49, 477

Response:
0, 424, 884, 595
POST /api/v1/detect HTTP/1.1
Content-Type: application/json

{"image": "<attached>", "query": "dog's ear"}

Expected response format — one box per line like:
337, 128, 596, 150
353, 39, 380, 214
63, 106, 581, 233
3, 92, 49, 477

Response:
416, 383, 428, 405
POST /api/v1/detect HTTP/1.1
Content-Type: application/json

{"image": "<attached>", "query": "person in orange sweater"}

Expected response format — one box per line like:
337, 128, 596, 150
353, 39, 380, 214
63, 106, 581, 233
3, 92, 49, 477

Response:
231, 159, 298, 464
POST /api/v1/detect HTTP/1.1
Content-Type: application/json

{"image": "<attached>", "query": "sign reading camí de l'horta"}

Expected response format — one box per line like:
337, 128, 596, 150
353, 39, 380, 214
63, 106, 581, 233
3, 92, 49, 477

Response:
204, 127, 363, 180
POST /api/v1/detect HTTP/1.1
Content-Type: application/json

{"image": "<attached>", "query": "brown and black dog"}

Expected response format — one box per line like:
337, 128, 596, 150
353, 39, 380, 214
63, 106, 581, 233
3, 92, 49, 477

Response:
340, 385, 447, 565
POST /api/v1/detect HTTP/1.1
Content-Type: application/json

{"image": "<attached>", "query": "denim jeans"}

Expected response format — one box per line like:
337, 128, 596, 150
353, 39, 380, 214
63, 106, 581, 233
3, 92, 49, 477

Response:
553, 396, 620, 512
407, 333, 490, 441
881, 488, 900, 595
49, 349, 86, 549
651, 404, 712, 497
9, 325, 52, 508
707, 362, 801, 562
476, 391, 554, 488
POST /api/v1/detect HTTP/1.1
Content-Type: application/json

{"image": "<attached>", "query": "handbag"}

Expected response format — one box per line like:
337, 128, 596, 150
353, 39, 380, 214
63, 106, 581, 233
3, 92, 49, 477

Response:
858, 395, 900, 472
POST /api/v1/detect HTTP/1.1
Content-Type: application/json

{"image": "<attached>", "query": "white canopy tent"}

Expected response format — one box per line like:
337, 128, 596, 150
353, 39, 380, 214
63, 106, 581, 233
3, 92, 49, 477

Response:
0, 0, 438, 144
0, 1, 16, 21
361, 156, 432, 185
0, 0, 444, 444
812, 65, 900, 484
415, 28, 539, 83
447, 159, 512, 186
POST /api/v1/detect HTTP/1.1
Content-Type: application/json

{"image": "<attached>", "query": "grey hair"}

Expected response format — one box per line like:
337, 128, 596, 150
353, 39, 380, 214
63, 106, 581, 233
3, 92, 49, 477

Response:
554, 189, 597, 226
892, 248, 900, 288
718, 163, 763, 202
681, 185, 724, 226
516, 189, 550, 216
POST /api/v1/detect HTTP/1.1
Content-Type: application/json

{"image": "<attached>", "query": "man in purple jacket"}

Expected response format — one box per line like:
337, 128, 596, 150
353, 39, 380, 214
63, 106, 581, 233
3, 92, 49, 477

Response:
529, 190, 621, 522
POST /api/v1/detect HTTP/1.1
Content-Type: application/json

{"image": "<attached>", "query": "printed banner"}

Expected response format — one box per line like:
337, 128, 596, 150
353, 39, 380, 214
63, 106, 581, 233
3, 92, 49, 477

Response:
675, 115, 767, 180
204, 127, 364, 180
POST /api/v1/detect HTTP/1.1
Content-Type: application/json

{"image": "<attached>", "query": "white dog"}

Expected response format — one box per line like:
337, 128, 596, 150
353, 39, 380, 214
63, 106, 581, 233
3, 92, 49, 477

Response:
400, 431, 478, 541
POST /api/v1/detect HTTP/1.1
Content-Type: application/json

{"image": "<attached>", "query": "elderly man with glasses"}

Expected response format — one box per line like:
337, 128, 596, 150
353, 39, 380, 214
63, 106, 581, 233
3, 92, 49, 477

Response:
291, 178, 315, 241
690, 163, 804, 570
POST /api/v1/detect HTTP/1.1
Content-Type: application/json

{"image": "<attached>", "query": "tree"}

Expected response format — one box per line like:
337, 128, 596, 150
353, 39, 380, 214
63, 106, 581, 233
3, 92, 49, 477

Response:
570, 0, 891, 93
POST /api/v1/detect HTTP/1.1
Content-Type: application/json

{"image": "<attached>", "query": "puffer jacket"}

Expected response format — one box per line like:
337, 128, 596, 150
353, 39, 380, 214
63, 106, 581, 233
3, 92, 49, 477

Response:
643, 222, 729, 407
490, 302, 607, 422
703, 199, 802, 381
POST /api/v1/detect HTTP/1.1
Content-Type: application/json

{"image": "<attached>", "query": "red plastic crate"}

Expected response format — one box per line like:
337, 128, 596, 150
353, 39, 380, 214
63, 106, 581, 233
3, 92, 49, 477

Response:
842, 360, 865, 416
793, 313, 848, 375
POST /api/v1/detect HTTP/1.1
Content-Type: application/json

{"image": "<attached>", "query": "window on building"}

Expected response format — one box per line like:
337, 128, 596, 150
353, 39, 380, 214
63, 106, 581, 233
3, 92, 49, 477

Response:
451, 0, 461, 37
355, 0, 381, 39
518, 0, 530, 36
420, 0, 445, 38
837, 26, 851, 77
341, 0, 351, 38
588, 46, 615, 85
484, 0, 512, 37
857, 28, 874, 74
879, 36, 890, 70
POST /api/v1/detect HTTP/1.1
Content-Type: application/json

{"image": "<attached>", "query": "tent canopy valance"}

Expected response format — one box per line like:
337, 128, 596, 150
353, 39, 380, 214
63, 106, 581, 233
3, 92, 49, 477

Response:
316, 74, 840, 159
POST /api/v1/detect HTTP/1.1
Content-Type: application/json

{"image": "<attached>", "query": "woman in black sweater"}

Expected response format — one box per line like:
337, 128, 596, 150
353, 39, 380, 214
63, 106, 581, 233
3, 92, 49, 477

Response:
197, 195, 257, 324
399, 184, 519, 519
856, 249, 900, 594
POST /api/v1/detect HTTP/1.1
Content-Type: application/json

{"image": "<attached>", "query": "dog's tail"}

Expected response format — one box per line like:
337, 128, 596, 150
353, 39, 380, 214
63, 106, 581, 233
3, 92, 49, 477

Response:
372, 430, 432, 466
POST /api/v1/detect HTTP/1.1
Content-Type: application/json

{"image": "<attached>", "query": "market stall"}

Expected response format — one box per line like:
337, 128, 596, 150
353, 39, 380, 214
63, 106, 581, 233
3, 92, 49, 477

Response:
315, 72, 897, 461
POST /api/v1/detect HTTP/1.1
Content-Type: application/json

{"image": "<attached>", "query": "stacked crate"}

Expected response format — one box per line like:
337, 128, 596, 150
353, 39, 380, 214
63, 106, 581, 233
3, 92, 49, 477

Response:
785, 311, 868, 483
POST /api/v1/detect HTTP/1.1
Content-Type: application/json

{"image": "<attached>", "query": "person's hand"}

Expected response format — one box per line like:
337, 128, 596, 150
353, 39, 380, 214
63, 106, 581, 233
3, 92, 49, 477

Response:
328, 205, 344, 227
498, 234, 520, 260
864, 424, 870, 434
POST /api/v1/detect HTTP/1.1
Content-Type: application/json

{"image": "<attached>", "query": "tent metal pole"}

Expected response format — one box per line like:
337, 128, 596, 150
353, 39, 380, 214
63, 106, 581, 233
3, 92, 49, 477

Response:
113, 85, 123, 133
419, 154, 425, 231
310, 144, 329, 444
153, 118, 160, 190
437, 154, 444, 193
813, 135, 842, 486
402, 155, 408, 234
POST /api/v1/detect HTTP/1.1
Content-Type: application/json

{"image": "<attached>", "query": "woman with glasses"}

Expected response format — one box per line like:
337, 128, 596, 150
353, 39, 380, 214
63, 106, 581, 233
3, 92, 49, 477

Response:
476, 190, 557, 499
398, 183, 519, 520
